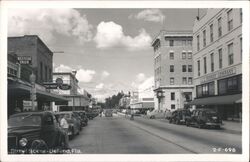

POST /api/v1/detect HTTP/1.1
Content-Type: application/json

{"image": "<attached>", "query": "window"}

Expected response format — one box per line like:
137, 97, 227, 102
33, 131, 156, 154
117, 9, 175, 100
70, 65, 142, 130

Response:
188, 65, 192, 72
40, 62, 43, 82
170, 78, 174, 85
210, 53, 214, 72
45, 65, 47, 82
49, 68, 52, 81
227, 9, 233, 31
197, 60, 200, 76
182, 65, 187, 72
203, 57, 207, 74
188, 77, 192, 85
197, 35, 200, 51
182, 77, 187, 84
218, 17, 222, 37
170, 65, 174, 72
154, 41, 161, 52
210, 24, 214, 42
169, 52, 174, 60
219, 48, 223, 69
182, 52, 186, 59
228, 43, 234, 65
240, 38, 242, 60
203, 30, 206, 47
187, 40, 192, 46
171, 92, 175, 100
188, 52, 192, 59
171, 104, 175, 109
169, 40, 174, 46
196, 82, 215, 98
240, 8, 242, 24
218, 75, 242, 95
182, 40, 186, 46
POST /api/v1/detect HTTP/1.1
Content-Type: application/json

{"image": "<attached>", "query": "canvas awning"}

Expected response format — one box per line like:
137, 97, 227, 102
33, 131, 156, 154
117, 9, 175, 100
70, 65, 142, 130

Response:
188, 94, 242, 105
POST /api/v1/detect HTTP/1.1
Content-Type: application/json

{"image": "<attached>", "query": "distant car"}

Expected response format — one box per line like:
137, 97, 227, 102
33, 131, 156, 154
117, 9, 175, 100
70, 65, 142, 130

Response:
104, 109, 113, 117
169, 109, 191, 125
147, 109, 165, 119
8, 111, 69, 154
185, 109, 222, 129
86, 110, 98, 120
55, 112, 81, 139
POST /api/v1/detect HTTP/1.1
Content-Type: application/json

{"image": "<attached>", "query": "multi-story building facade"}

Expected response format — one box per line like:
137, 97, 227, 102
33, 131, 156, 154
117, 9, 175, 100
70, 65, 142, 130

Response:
8, 35, 68, 113
191, 9, 242, 120
152, 30, 194, 111
52, 72, 91, 111
8, 35, 53, 84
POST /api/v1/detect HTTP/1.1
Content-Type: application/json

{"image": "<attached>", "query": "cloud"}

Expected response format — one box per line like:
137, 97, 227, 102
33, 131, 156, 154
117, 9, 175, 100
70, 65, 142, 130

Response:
95, 83, 104, 89
94, 21, 152, 50
101, 71, 110, 79
55, 64, 96, 83
55, 64, 74, 73
76, 69, 96, 83
131, 73, 148, 90
136, 73, 146, 83
138, 76, 154, 91
8, 9, 93, 44
130, 9, 165, 23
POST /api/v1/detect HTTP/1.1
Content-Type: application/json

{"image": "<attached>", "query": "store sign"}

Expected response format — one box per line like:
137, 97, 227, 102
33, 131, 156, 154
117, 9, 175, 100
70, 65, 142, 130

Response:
17, 56, 32, 65
56, 78, 63, 86
59, 84, 71, 90
43, 83, 58, 89
200, 67, 236, 84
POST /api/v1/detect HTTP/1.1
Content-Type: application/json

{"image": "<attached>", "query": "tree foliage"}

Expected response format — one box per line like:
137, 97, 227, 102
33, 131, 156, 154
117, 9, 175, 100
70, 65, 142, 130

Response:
104, 92, 124, 109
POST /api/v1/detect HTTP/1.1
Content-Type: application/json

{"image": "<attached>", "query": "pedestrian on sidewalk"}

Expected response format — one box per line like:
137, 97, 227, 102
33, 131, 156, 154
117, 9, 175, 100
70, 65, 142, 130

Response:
59, 115, 70, 149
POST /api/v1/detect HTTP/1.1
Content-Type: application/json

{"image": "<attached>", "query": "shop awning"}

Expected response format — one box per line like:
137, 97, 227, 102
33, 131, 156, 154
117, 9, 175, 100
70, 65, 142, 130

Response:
36, 89, 69, 102
8, 81, 69, 102
188, 94, 242, 105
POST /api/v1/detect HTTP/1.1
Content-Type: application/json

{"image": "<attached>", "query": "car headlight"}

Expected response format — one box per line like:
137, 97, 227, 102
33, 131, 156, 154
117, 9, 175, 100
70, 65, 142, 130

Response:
19, 138, 28, 147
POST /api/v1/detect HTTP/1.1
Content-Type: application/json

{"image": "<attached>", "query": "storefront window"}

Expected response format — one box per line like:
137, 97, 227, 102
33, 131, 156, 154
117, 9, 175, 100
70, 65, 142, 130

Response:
218, 79, 227, 95
196, 82, 215, 98
218, 75, 242, 95
208, 82, 215, 96
197, 85, 202, 98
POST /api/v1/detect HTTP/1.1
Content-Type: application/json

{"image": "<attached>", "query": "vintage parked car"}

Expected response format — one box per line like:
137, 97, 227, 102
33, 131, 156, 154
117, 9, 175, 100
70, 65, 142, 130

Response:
55, 111, 81, 139
147, 109, 165, 119
169, 109, 191, 125
72, 112, 84, 129
8, 111, 69, 154
73, 111, 88, 127
185, 109, 222, 129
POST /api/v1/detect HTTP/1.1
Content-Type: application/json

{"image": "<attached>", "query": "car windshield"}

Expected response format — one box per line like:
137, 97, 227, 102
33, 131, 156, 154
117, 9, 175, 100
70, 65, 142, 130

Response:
8, 114, 41, 127
59, 113, 71, 119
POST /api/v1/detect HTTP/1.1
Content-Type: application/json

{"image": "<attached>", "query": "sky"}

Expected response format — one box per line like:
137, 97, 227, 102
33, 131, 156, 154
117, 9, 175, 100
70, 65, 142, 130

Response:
8, 8, 206, 102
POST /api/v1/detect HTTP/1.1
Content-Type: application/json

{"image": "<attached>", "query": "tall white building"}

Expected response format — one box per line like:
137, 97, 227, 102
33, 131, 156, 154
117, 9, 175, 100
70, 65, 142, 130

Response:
151, 30, 194, 111
190, 9, 242, 120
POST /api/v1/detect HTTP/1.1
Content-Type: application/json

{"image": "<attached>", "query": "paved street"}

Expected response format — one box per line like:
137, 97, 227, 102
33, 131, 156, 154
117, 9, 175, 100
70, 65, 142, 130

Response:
69, 115, 241, 154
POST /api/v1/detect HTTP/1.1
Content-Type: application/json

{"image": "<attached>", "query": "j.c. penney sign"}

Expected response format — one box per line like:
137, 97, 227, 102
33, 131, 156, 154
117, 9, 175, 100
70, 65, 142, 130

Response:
200, 67, 237, 84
